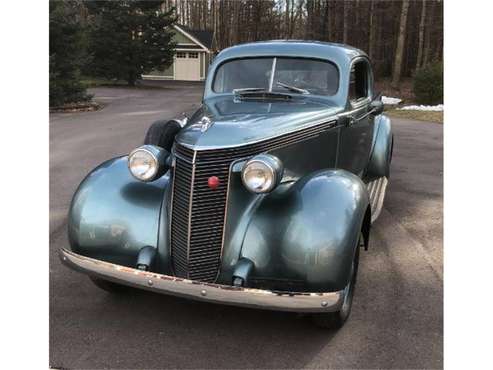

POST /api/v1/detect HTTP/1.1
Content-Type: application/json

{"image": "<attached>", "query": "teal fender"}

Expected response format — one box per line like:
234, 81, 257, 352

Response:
238, 169, 371, 292
366, 114, 393, 181
68, 157, 170, 269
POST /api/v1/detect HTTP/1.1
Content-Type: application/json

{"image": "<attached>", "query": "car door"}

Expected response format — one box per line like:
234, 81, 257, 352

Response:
337, 59, 375, 177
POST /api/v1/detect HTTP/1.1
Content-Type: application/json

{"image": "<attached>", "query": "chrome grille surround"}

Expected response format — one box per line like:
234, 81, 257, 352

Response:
170, 119, 337, 282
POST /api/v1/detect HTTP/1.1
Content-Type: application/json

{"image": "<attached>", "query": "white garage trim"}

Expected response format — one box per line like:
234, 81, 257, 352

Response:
144, 26, 212, 81
174, 25, 210, 52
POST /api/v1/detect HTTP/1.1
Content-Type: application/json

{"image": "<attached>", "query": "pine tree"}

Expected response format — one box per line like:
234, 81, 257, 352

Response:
49, 1, 91, 107
85, 1, 177, 86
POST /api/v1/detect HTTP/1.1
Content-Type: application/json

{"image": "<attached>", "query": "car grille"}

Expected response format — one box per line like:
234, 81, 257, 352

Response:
170, 119, 336, 282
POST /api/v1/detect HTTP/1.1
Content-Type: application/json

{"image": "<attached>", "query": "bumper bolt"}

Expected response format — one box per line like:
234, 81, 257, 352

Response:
200, 290, 207, 296
148, 279, 153, 286
321, 301, 328, 307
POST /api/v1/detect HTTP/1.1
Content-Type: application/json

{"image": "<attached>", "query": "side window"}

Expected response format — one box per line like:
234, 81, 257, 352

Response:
349, 61, 370, 104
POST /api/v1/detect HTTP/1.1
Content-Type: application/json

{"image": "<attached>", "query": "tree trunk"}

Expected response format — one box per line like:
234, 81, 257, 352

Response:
416, 0, 427, 69
233, 0, 240, 45
285, 0, 290, 39
391, 0, 410, 89
368, 0, 375, 59
321, 0, 329, 40
128, 71, 137, 86
305, 0, 313, 39
343, 0, 349, 44
423, 0, 437, 67
329, 0, 336, 41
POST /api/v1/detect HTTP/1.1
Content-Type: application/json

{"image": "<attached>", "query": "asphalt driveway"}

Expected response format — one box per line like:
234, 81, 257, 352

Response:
50, 83, 443, 369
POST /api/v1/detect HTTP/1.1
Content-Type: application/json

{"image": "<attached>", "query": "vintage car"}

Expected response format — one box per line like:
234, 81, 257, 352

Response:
61, 41, 393, 328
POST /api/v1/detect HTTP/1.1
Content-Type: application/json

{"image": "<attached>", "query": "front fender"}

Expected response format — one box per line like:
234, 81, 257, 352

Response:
367, 114, 393, 181
240, 169, 370, 292
68, 157, 170, 268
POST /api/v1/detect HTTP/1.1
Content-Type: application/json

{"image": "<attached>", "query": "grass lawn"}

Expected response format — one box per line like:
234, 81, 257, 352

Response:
385, 108, 443, 124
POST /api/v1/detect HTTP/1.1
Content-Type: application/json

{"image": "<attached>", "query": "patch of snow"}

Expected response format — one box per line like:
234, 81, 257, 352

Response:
397, 104, 444, 111
382, 96, 402, 105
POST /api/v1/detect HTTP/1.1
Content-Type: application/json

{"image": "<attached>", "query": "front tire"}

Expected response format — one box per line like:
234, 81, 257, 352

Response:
311, 237, 361, 329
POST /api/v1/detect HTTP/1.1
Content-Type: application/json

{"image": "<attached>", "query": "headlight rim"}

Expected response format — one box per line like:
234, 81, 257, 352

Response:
128, 145, 164, 182
241, 154, 283, 194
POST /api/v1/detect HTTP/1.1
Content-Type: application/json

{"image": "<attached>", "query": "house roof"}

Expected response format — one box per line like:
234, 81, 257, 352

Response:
176, 24, 213, 50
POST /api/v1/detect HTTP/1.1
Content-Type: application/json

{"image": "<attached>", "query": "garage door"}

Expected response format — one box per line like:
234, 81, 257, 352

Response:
175, 52, 200, 81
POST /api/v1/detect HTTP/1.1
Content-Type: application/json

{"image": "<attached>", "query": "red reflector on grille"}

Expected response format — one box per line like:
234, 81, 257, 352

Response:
207, 176, 220, 190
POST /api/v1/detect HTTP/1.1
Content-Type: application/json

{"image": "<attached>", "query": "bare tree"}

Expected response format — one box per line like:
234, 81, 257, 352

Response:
391, 0, 410, 88
343, 0, 349, 43
416, 0, 427, 69
167, 0, 443, 85
423, 0, 437, 66
368, 0, 375, 59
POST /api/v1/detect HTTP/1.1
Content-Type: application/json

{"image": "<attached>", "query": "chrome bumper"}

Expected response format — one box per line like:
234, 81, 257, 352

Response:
60, 248, 344, 313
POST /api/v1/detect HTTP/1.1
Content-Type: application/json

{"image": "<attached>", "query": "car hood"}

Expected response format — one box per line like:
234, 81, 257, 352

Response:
175, 95, 344, 149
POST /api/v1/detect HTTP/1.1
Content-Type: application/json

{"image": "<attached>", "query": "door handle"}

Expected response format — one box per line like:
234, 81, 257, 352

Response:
347, 115, 357, 126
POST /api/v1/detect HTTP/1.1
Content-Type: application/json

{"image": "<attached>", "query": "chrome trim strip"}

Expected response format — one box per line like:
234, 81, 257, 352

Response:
60, 249, 344, 313
214, 159, 235, 282
367, 176, 388, 223
177, 117, 339, 151
168, 156, 176, 273
185, 150, 198, 278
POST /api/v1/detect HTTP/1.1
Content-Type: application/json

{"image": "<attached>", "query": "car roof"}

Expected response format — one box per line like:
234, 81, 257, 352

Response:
213, 40, 367, 66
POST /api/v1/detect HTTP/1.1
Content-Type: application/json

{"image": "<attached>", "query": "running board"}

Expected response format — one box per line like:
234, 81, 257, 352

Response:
367, 177, 388, 223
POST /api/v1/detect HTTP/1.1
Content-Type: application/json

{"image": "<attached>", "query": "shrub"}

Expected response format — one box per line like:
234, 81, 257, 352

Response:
413, 62, 443, 105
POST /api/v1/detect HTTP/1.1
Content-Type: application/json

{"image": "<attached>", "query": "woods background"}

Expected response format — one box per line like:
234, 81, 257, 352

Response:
163, 0, 443, 80
50, 0, 444, 108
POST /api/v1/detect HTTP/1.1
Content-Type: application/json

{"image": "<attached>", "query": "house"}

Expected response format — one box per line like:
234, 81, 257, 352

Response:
143, 24, 214, 81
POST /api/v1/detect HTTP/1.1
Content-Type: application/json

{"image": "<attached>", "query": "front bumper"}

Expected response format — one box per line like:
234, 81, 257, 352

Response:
60, 248, 344, 313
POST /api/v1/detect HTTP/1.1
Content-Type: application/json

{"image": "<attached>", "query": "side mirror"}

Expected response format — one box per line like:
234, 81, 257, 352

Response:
370, 99, 384, 116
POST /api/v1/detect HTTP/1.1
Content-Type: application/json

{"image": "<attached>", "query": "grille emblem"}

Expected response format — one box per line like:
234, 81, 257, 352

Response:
208, 176, 220, 190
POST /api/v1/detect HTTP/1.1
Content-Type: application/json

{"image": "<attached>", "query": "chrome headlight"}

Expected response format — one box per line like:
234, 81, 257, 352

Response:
241, 154, 284, 193
128, 145, 169, 182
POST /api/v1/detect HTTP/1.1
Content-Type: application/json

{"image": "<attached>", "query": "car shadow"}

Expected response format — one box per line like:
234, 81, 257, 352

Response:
96, 288, 338, 368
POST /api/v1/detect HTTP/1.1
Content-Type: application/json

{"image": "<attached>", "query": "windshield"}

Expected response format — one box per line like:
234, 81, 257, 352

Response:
212, 57, 339, 96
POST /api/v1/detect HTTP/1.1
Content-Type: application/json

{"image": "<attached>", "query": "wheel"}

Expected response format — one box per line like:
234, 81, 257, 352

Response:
90, 277, 131, 294
311, 237, 361, 329
144, 120, 182, 151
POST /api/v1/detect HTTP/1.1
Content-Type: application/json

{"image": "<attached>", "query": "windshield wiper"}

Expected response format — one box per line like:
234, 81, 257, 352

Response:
276, 81, 309, 95
232, 87, 266, 94
234, 90, 292, 100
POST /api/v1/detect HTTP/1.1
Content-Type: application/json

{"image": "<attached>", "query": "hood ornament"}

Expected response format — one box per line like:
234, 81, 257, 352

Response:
199, 116, 213, 132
